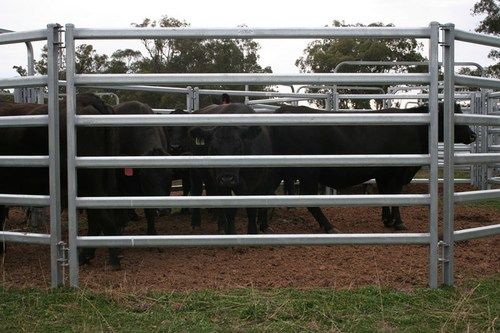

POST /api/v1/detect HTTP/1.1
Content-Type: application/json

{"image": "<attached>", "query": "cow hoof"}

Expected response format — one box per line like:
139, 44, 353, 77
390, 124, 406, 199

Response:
106, 263, 122, 271
394, 223, 407, 231
383, 218, 394, 228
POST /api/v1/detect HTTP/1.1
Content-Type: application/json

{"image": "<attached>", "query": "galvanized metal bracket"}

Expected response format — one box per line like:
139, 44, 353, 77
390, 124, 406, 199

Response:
57, 241, 69, 265
437, 240, 450, 263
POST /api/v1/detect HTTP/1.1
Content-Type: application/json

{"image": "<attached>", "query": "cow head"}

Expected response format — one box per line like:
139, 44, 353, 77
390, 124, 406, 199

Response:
189, 125, 261, 189
438, 103, 477, 144
165, 109, 190, 156
137, 148, 173, 196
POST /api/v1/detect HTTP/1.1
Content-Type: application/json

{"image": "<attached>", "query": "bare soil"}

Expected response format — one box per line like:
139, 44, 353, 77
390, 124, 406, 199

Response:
1, 184, 498, 291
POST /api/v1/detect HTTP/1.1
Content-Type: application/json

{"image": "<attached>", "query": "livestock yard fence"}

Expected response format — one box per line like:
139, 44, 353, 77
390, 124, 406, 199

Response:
0, 23, 499, 288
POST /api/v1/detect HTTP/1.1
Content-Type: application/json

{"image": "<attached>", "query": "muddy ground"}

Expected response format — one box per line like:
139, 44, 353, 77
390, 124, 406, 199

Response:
1, 184, 498, 291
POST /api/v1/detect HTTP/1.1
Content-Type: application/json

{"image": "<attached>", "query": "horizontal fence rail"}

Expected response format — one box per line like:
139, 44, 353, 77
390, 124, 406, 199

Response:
0, 29, 47, 45
77, 233, 431, 248
0, 115, 49, 127
0, 194, 50, 206
75, 113, 431, 126
454, 189, 500, 202
0, 75, 48, 89
0, 231, 51, 245
74, 73, 431, 86
75, 154, 431, 168
76, 194, 431, 209
0, 156, 50, 167
72, 27, 432, 39
454, 225, 500, 242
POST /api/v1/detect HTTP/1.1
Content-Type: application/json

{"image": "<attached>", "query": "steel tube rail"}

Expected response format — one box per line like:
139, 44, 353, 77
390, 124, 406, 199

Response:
427, 22, 440, 289
76, 194, 430, 209
65, 24, 80, 287
0, 156, 49, 167
88, 85, 190, 94
455, 114, 500, 126
0, 115, 48, 127
75, 154, 430, 168
454, 29, 500, 48
198, 88, 325, 99
0, 29, 47, 45
74, 73, 430, 86
73, 27, 431, 39
454, 189, 500, 202
454, 153, 500, 164
0, 76, 48, 89
455, 75, 500, 90
47, 24, 63, 287
246, 97, 309, 105
77, 233, 431, 248
0, 231, 50, 245
0, 194, 50, 206
454, 224, 500, 242
339, 93, 470, 100
75, 113, 430, 126
442, 23, 455, 286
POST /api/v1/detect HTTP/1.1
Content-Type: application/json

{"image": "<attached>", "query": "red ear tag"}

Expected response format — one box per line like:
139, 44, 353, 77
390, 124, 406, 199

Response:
124, 168, 134, 176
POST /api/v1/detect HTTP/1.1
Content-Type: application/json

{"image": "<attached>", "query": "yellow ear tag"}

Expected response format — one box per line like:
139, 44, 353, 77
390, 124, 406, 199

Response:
195, 137, 205, 146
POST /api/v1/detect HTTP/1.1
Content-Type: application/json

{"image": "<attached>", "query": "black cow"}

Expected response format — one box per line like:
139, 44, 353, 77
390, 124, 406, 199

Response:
163, 109, 191, 210
0, 94, 129, 267
271, 103, 477, 231
113, 101, 173, 235
189, 103, 272, 234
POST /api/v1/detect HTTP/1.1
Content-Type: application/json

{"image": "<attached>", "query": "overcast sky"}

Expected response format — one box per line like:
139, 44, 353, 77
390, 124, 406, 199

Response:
0, 0, 495, 78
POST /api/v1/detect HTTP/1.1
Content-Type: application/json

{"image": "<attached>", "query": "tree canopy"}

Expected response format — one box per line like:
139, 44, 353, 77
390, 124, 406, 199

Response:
471, 0, 499, 77
14, 15, 272, 108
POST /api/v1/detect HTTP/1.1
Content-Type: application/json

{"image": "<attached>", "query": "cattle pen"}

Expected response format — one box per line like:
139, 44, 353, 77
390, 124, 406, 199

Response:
0, 22, 499, 289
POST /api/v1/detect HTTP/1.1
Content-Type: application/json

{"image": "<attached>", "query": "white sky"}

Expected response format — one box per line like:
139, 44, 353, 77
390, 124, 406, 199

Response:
0, 0, 496, 79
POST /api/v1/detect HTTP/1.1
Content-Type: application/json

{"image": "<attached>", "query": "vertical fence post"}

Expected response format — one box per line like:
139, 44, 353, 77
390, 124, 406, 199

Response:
65, 24, 79, 288
47, 23, 63, 287
442, 23, 456, 286
428, 21, 440, 289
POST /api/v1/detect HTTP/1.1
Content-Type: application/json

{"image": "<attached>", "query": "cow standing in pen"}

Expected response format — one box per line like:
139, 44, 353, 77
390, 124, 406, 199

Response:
0, 94, 129, 267
270, 103, 477, 232
113, 101, 173, 235
189, 103, 272, 234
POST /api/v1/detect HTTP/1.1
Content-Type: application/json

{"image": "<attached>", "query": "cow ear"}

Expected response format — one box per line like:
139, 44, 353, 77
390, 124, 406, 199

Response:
189, 127, 213, 146
242, 126, 261, 140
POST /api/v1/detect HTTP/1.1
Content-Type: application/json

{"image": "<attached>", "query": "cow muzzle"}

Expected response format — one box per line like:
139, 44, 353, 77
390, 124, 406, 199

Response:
217, 173, 238, 188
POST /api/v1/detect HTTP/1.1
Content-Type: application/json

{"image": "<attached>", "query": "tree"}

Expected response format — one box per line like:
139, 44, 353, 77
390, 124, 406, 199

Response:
295, 20, 426, 109
130, 16, 272, 108
14, 15, 272, 109
470, 0, 499, 77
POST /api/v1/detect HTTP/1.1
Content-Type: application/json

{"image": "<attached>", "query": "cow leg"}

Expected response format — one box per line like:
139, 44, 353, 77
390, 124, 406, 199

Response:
224, 208, 237, 234
257, 208, 269, 232
381, 206, 394, 227
391, 207, 406, 230
180, 172, 191, 214
189, 172, 203, 229
377, 178, 406, 230
246, 208, 258, 234
144, 208, 158, 235
300, 177, 335, 233
98, 211, 123, 270
79, 210, 102, 265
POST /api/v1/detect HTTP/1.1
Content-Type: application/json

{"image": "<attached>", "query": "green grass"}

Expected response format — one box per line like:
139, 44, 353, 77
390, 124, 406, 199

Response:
459, 198, 500, 210
1, 277, 499, 332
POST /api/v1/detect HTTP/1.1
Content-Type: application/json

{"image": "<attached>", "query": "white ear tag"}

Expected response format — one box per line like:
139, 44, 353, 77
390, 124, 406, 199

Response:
195, 137, 205, 146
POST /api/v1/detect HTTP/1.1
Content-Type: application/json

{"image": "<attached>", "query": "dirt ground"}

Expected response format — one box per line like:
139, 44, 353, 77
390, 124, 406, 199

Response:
1, 184, 498, 291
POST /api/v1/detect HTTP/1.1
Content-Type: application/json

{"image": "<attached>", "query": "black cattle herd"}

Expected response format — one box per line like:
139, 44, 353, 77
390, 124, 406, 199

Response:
0, 93, 477, 267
